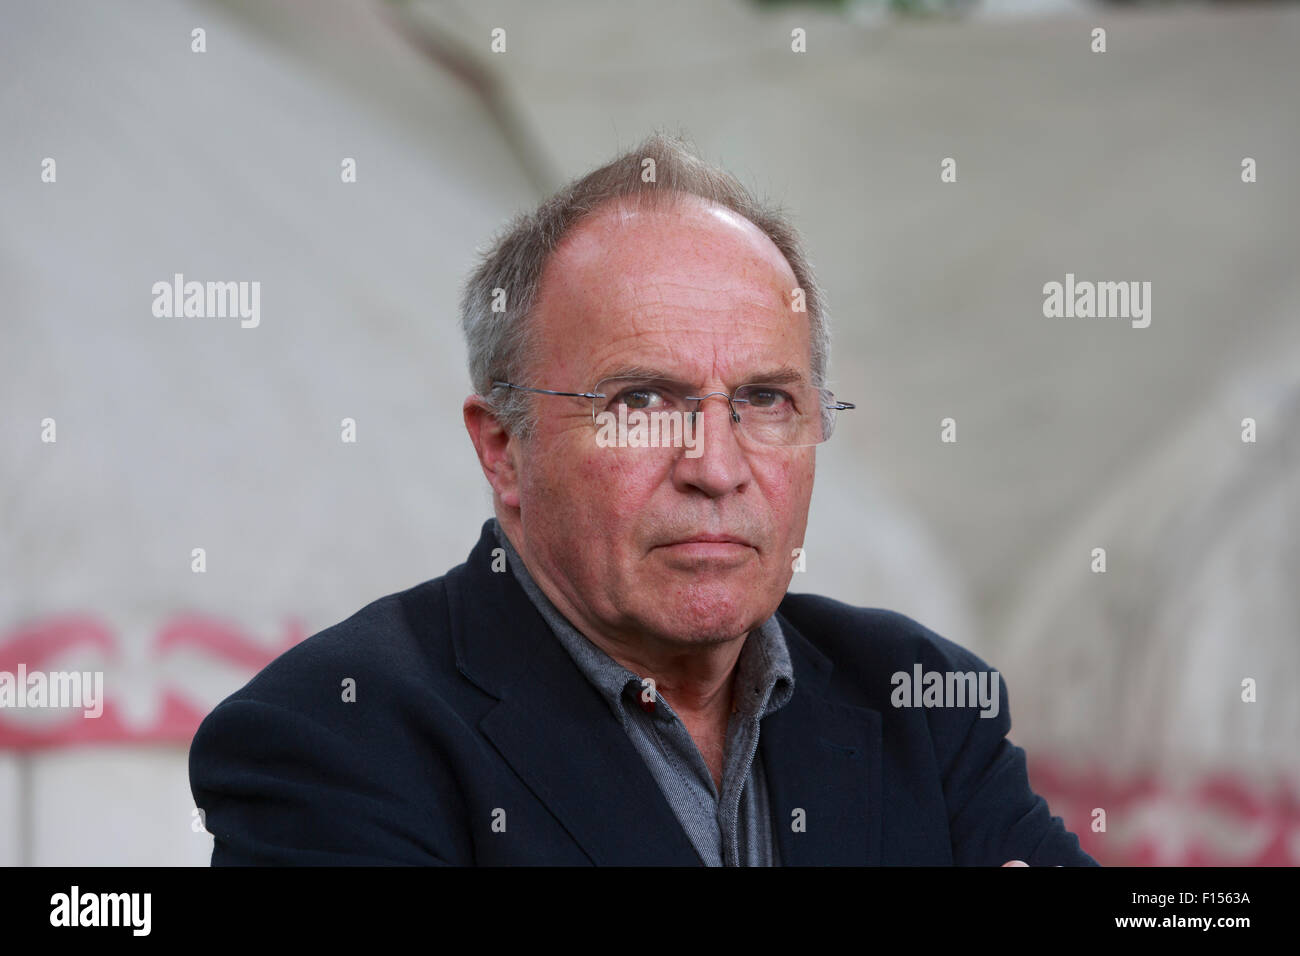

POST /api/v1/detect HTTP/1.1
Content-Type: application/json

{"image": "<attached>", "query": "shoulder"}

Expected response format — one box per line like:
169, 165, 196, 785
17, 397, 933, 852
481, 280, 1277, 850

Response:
273, 578, 444, 691
197, 572, 463, 738
775, 590, 1010, 759
187, 574, 474, 864
777, 591, 994, 682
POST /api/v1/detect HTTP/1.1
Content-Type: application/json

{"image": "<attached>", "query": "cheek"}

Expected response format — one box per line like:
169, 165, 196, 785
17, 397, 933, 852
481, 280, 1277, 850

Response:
524, 439, 666, 546
766, 451, 810, 497
518, 440, 584, 528
762, 454, 815, 540
579, 449, 668, 508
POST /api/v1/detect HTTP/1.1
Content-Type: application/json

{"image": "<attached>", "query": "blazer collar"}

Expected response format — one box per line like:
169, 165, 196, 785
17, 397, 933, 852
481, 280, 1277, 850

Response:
444, 519, 881, 866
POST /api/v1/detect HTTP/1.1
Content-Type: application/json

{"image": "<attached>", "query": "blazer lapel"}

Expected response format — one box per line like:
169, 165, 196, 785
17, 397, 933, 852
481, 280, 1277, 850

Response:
762, 610, 883, 865
446, 521, 702, 865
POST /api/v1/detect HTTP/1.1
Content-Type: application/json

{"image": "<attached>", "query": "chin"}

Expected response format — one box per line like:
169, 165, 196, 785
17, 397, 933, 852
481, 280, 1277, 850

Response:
646, 587, 768, 644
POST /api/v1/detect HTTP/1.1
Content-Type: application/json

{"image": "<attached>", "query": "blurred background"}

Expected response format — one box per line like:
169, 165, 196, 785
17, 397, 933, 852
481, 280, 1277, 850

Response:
2, 0, 1297, 866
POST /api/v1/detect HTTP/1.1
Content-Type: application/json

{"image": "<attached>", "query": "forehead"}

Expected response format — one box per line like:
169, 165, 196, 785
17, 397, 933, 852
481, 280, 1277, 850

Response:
550, 193, 798, 290
532, 194, 808, 382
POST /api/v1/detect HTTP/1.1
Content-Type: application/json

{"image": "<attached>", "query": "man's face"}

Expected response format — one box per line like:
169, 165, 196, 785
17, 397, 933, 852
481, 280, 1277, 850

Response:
502, 194, 816, 651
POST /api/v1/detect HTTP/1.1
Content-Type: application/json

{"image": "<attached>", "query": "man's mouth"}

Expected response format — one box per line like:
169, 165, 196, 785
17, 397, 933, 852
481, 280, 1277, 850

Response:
668, 534, 750, 546
654, 534, 756, 559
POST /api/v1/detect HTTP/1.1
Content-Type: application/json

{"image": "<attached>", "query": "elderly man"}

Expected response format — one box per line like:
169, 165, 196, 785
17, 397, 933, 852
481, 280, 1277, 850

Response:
189, 134, 1094, 866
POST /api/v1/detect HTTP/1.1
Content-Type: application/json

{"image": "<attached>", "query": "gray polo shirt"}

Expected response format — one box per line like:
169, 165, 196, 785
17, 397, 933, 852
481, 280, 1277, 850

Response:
491, 519, 794, 866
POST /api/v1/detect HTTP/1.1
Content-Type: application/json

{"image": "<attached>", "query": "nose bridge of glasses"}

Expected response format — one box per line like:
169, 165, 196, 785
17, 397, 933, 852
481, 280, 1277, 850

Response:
686, 389, 741, 424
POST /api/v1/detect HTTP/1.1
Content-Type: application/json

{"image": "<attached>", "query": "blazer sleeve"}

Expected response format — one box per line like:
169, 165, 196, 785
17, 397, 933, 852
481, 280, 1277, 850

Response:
940, 670, 1098, 866
189, 696, 454, 866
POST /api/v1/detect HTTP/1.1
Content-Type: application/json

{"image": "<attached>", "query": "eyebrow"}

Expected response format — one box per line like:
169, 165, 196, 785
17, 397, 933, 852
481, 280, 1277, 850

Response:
593, 363, 809, 389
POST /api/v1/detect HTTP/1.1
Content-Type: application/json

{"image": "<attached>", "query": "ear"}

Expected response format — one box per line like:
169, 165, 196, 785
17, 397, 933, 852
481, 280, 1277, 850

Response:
463, 395, 522, 509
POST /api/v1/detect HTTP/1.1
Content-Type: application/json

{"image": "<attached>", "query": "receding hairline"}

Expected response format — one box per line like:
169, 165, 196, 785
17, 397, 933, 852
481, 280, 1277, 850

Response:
541, 189, 802, 293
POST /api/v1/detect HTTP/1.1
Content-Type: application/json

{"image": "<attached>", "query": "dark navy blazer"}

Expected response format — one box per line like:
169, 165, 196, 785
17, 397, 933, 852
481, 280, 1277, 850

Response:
189, 519, 1096, 866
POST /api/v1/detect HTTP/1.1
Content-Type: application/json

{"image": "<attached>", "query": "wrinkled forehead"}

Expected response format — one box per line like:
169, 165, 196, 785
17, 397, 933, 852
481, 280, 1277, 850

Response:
532, 193, 808, 384
553, 192, 797, 285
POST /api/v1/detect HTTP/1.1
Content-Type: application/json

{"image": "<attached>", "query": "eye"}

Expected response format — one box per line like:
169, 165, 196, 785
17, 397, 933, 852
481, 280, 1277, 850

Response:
616, 387, 665, 410
745, 388, 793, 410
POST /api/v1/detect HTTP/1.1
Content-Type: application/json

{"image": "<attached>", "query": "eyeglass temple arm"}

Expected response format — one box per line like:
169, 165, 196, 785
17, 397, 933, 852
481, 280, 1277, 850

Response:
491, 381, 602, 399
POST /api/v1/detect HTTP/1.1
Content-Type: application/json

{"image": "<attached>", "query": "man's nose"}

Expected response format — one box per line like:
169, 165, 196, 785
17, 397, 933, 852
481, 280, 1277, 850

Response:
672, 392, 752, 497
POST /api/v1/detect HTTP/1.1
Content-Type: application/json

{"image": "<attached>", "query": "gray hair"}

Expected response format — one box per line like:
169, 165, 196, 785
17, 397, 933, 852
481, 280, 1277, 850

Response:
459, 131, 831, 442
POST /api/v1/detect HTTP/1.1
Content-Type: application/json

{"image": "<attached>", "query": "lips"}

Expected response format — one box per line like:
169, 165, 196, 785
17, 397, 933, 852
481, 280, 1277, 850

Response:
658, 533, 754, 549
